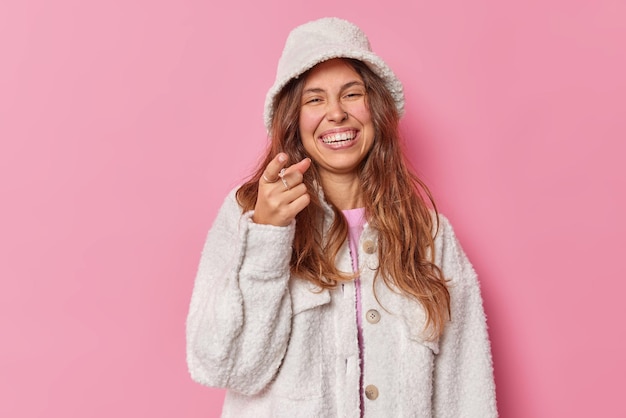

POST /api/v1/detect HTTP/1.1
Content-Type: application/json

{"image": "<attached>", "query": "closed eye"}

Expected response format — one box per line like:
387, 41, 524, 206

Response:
302, 94, 327, 105
342, 92, 366, 103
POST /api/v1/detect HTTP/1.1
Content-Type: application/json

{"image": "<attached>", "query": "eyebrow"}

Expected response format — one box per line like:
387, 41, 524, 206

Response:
302, 80, 365, 95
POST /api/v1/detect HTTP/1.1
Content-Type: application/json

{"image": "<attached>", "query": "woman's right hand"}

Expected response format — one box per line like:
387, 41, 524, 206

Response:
253, 153, 312, 226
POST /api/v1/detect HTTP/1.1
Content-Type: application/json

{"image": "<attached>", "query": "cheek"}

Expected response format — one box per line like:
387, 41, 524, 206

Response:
298, 111, 319, 136
347, 103, 373, 124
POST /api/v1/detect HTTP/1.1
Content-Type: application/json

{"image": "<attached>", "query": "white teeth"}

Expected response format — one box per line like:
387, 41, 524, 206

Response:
321, 131, 356, 144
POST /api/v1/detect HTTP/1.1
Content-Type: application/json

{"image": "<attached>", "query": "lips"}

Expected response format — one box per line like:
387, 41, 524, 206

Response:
320, 130, 357, 145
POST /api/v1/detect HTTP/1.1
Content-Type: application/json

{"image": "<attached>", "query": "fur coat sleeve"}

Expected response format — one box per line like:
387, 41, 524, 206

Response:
432, 217, 498, 417
186, 189, 295, 395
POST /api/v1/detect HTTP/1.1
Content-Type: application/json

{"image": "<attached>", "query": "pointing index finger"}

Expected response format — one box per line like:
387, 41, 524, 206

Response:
263, 153, 288, 183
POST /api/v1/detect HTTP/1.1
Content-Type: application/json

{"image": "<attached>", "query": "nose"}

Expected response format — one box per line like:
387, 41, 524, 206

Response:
326, 100, 348, 123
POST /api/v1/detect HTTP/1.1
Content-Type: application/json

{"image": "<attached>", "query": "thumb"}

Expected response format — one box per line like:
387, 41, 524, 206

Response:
292, 157, 312, 175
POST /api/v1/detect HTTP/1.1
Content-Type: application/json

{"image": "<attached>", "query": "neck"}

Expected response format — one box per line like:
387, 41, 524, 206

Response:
320, 174, 363, 210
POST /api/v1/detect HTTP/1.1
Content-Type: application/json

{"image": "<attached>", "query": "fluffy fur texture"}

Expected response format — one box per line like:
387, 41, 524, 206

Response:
264, 17, 405, 130
186, 190, 498, 417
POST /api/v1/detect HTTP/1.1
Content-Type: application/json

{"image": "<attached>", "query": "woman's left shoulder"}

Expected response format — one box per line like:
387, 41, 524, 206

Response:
431, 211, 478, 287
430, 211, 457, 246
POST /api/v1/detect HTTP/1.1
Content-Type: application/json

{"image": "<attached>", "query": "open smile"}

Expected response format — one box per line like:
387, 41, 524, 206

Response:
319, 129, 358, 145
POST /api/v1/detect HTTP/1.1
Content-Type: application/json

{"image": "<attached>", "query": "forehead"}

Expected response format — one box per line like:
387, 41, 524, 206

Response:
303, 59, 364, 88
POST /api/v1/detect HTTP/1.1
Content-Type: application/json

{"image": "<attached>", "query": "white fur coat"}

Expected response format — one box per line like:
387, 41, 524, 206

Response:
186, 189, 497, 417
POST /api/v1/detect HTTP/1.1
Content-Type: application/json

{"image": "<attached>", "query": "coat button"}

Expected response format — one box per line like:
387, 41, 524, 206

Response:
362, 239, 376, 254
365, 384, 379, 400
366, 309, 381, 324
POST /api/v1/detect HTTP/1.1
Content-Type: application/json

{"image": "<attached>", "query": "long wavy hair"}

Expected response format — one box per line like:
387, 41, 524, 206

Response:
237, 59, 450, 338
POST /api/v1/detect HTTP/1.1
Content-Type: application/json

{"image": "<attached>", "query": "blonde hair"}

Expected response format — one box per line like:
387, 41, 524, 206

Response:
237, 59, 450, 338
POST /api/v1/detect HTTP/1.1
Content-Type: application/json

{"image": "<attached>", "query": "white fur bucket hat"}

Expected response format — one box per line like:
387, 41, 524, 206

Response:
264, 17, 405, 130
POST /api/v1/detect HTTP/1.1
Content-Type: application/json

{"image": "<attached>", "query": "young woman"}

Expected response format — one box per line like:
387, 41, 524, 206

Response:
187, 17, 497, 417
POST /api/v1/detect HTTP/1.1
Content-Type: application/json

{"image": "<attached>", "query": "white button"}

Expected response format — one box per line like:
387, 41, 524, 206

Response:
365, 384, 379, 400
366, 309, 381, 324
362, 239, 376, 254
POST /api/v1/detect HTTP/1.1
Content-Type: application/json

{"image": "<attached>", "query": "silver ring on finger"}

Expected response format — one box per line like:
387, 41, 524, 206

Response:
278, 168, 290, 190
262, 173, 279, 183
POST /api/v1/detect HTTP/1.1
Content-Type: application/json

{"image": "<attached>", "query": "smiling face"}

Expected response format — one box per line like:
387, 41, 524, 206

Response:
299, 59, 375, 181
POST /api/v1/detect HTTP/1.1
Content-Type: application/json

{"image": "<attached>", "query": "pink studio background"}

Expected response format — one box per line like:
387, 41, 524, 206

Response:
1, 0, 624, 417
